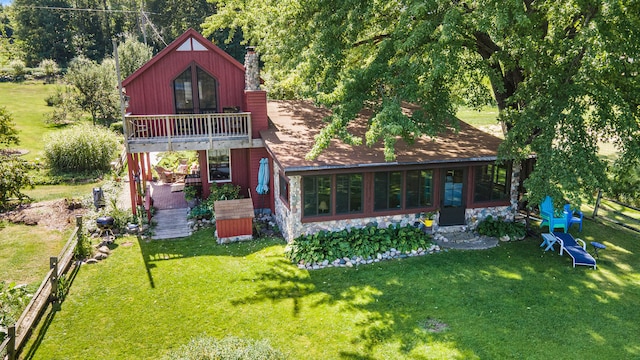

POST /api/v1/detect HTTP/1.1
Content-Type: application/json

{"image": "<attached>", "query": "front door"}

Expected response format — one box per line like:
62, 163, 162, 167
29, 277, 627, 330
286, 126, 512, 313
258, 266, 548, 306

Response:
440, 168, 466, 226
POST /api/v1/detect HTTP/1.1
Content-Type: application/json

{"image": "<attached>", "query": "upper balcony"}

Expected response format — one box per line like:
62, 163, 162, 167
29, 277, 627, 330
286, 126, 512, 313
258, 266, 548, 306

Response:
125, 112, 254, 153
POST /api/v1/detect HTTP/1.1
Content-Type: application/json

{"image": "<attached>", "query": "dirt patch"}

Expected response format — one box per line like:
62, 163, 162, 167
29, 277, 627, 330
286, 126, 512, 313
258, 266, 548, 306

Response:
0, 199, 88, 231
420, 318, 449, 333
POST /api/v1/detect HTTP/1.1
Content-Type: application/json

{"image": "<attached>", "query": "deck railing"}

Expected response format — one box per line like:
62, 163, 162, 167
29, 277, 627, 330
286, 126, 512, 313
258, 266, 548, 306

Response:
125, 112, 252, 142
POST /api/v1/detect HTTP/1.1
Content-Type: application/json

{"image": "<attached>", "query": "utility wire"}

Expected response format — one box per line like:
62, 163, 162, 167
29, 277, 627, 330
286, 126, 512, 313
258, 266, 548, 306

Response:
13, 4, 167, 45
13, 5, 158, 14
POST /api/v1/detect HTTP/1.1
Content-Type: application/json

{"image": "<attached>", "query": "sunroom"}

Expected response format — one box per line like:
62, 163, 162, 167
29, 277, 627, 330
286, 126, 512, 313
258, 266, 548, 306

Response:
263, 100, 521, 242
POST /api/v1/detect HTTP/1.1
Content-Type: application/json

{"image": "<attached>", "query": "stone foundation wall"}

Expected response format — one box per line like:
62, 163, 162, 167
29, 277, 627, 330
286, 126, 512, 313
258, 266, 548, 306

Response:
465, 205, 515, 230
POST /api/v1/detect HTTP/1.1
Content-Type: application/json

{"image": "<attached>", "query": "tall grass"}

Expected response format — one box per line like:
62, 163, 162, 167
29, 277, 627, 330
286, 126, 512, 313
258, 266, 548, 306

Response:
44, 123, 120, 173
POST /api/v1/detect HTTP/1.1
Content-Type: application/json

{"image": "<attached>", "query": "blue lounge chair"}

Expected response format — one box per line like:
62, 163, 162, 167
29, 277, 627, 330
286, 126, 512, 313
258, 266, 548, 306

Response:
552, 232, 596, 269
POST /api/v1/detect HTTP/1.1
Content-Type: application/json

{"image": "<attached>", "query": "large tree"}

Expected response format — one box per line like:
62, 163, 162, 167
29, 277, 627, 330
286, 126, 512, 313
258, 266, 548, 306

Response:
205, 0, 640, 205
117, 33, 153, 78
65, 56, 119, 126
11, 0, 75, 66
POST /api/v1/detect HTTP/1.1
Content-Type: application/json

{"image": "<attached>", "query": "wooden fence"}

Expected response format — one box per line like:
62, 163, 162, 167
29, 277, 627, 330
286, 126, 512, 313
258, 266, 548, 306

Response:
1, 216, 84, 360
592, 190, 640, 233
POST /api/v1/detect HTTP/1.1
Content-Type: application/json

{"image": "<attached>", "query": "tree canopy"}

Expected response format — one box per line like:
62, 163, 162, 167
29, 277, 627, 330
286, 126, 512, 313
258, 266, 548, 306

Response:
65, 56, 119, 126
6, 0, 246, 66
117, 33, 153, 78
206, 0, 640, 204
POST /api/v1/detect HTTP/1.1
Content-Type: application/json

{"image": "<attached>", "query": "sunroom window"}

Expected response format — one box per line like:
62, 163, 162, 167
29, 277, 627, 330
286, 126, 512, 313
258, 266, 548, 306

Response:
303, 176, 331, 217
406, 170, 434, 208
473, 163, 510, 202
336, 174, 363, 214
374, 171, 402, 211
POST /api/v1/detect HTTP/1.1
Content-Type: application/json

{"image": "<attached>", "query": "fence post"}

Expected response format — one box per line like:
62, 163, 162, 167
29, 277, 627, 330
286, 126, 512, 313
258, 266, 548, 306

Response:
593, 189, 602, 218
7, 325, 15, 360
50, 257, 59, 311
76, 215, 83, 249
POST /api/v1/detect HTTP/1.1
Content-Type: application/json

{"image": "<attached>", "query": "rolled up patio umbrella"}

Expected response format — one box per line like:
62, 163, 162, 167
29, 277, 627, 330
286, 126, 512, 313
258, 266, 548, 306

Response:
256, 158, 269, 195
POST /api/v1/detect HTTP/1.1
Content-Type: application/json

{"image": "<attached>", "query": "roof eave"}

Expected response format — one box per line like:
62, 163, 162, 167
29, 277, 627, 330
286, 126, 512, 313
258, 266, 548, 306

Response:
281, 156, 501, 175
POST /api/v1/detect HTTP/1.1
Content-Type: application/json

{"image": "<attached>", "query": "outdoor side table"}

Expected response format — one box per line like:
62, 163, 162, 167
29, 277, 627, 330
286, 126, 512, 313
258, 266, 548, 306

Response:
590, 241, 606, 258
540, 233, 557, 252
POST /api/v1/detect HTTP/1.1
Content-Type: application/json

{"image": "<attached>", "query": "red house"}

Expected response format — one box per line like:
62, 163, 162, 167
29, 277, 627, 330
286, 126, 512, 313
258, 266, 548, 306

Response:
123, 29, 524, 242
122, 29, 272, 214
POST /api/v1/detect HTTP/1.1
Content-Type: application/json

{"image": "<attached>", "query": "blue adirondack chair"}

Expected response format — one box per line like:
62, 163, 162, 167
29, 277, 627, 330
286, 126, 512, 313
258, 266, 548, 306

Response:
564, 204, 584, 232
539, 196, 567, 233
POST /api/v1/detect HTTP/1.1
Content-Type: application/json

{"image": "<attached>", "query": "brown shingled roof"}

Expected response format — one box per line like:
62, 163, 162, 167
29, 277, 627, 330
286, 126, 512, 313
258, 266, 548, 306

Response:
262, 100, 503, 172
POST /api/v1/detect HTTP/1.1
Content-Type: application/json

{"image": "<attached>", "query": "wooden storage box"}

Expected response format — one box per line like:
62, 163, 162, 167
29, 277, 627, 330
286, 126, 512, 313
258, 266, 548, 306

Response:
214, 198, 255, 239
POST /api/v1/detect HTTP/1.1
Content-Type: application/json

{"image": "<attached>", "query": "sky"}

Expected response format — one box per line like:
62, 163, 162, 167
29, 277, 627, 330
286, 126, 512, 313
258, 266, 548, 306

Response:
1, 0, 12, 5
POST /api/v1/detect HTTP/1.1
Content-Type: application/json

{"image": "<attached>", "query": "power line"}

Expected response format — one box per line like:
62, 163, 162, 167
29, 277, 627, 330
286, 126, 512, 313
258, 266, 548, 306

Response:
13, 4, 167, 46
13, 5, 158, 14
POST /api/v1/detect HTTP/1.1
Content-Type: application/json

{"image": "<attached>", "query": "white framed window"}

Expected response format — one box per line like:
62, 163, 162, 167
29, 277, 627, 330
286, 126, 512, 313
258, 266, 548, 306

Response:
207, 149, 231, 182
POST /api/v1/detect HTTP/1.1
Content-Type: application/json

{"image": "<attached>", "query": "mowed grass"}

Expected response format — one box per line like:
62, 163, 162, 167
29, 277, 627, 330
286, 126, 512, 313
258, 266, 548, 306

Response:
0, 81, 58, 160
24, 219, 640, 359
0, 222, 69, 285
456, 105, 500, 127
23, 182, 104, 202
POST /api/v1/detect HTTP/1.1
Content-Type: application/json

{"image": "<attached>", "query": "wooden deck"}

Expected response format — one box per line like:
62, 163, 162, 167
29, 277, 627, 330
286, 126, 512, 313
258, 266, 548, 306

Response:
125, 112, 253, 153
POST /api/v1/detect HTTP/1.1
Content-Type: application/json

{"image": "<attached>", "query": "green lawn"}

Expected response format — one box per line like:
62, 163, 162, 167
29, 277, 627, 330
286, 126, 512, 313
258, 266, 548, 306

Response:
456, 105, 500, 127
23, 219, 640, 359
23, 182, 103, 203
0, 223, 69, 285
0, 81, 58, 160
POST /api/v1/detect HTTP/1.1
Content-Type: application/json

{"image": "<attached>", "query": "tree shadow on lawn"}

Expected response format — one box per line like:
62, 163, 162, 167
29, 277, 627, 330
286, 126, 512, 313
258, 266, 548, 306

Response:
230, 231, 640, 359
136, 231, 284, 288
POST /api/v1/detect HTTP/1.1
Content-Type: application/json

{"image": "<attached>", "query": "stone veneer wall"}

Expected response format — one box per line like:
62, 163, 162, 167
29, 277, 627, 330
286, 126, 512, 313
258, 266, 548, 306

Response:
273, 165, 521, 242
244, 47, 260, 91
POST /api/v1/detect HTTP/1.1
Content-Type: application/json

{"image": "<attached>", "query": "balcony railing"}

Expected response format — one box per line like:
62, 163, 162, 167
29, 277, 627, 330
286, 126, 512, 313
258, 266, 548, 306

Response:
124, 112, 252, 152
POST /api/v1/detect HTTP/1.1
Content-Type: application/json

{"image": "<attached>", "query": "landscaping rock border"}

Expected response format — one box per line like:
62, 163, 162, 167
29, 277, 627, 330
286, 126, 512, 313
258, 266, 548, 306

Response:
297, 244, 442, 270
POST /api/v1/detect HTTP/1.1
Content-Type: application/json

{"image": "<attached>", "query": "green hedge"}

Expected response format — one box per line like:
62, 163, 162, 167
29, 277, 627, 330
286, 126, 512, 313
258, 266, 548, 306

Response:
285, 224, 431, 264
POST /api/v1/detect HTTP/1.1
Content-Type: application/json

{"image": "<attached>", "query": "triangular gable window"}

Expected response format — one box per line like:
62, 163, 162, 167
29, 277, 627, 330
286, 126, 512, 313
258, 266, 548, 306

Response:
177, 38, 209, 52
174, 65, 218, 114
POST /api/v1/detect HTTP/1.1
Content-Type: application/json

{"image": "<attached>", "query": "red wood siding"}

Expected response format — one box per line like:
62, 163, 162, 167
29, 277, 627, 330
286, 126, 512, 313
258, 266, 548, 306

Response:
248, 148, 272, 210
198, 150, 210, 198
231, 148, 250, 195
125, 52, 245, 115
217, 218, 253, 238
244, 90, 268, 137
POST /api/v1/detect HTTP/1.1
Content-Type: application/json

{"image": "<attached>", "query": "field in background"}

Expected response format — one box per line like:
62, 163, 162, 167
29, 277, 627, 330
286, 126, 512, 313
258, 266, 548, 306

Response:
0, 81, 58, 160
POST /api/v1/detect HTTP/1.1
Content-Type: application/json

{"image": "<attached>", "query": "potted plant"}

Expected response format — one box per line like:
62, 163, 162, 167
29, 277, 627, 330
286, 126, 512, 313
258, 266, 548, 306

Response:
184, 185, 199, 208
422, 211, 437, 227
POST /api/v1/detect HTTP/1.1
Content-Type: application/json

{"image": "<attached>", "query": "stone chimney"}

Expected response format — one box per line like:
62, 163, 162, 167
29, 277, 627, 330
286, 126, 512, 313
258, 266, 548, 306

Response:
244, 46, 260, 91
